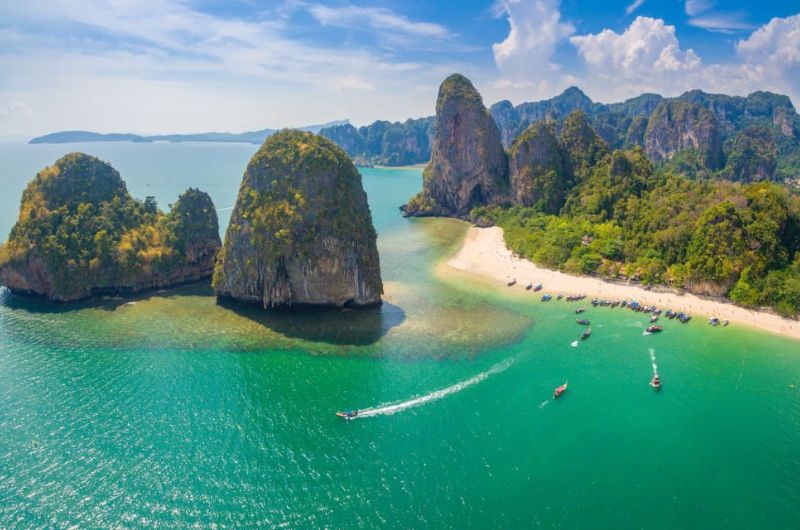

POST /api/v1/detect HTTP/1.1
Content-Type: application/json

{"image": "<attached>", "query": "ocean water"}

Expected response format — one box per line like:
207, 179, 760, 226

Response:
1, 141, 800, 528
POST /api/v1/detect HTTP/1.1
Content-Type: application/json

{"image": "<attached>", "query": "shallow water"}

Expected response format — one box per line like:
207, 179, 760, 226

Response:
1, 142, 799, 528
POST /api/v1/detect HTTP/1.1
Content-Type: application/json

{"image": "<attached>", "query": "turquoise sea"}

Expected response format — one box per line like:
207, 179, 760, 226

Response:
1, 141, 800, 528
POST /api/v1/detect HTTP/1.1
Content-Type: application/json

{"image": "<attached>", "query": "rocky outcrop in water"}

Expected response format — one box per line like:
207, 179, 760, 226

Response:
0, 153, 220, 301
402, 74, 509, 217
213, 130, 382, 308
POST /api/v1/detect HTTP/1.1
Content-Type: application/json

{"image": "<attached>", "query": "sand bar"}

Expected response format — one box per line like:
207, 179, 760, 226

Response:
445, 225, 800, 341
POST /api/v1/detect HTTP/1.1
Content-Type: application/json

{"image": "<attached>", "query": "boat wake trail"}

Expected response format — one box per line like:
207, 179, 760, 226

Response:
538, 400, 550, 409
355, 357, 516, 418
570, 340, 579, 348
649, 348, 658, 375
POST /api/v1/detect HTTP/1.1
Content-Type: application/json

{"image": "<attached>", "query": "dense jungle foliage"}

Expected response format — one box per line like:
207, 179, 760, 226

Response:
473, 118, 800, 316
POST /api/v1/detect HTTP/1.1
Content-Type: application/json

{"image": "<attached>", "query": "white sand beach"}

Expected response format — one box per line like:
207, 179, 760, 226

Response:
445, 225, 800, 341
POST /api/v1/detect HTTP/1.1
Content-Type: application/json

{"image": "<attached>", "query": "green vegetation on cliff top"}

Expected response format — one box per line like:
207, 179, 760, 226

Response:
0, 153, 220, 300
474, 139, 800, 315
213, 129, 382, 296
436, 74, 483, 113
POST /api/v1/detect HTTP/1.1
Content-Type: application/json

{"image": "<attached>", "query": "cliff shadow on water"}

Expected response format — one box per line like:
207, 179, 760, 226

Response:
0, 282, 214, 314
215, 297, 406, 346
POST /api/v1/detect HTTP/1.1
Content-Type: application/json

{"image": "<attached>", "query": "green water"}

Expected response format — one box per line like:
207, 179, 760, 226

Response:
1, 142, 800, 528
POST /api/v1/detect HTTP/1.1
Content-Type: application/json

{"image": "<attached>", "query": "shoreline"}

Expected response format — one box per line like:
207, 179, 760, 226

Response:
443, 225, 800, 341
367, 163, 427, 170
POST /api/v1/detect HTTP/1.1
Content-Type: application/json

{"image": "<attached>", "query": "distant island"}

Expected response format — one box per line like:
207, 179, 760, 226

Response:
28, 120, 350, 145
31, 85, 800, 178
3, 132, 383, 308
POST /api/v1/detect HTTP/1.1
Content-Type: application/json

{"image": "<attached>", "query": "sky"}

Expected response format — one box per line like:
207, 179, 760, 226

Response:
0, 0, 798, 137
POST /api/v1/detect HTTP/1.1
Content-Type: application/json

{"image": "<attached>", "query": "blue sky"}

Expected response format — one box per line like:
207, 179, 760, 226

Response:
0, 0, 798, 136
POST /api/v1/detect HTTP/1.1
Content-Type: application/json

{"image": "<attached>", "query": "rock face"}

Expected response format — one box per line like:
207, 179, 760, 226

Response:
509, 122, 570, 213
403, 74, 509, 217
558, 111, 609, 181
643, 101, 724, 169
213, 130, 382, 308
319, 117, 435, 166
490, 87, 599, 149
489, 100, 518, 148
0, 153, 220, 301
318, 123, 366, 160
166, 188, 222, 271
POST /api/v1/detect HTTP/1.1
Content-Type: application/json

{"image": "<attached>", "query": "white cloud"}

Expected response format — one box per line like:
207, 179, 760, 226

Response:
625, 0, 645, 16
567, 13, 800, 107
570, 17, 700, 87
731, 14, 800, 100
491, 0, 574, 97
688, 12, 753, 33
0, 0, 460, 135
307, 5, 448, 38
737, 14, 800, 65
684, 1, 753, 34
685, 0, 713, 17
0, 102, 32, 116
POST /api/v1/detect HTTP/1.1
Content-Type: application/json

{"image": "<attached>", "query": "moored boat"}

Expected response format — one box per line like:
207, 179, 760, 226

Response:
576, 318, 590, 325
525, 282, 533, 290
646, 325, 663, 333
650, 315, 659, 323
541, 294, 552, 302
553, 381, 568, 399
709, 317, 720, 326
507, 278, 517, 287
581, 327, 592, 340
534, 283, 543, 292
575, 307, 586, 314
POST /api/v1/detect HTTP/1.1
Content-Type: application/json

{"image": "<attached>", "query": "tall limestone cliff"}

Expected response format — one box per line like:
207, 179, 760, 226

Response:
403, 74, 509, 217
558, 111, 609, 181
509, 122, 570, 214
490, 87, 599, 149
489, 100, 519, 148
213, 130, 382, 308
724, 126, 778, 182
0, 153, 220, 301
643, 101, 724, 169
319, 117, 435, 166
317, 123, 366, 160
